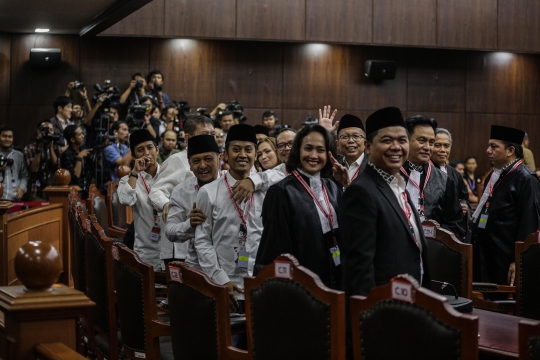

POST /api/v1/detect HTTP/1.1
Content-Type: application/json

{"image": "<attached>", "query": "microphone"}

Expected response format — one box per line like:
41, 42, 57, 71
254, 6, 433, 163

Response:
431, 280, 473, 313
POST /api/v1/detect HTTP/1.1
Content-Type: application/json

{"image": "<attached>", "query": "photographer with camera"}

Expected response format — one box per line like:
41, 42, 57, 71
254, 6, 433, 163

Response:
60, 125, 91, 189
145, 70, 170, 110
65, 82, 91, 124
138, 96, 159, 141
23, 120, 62, 200
120, 73, 147, 107
0, 125, 28, 201
218, 110, 235, 141
104, 121, 132, 181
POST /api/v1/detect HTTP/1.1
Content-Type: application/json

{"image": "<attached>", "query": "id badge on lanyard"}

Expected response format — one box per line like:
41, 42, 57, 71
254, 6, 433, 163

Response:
236, 224, 249, 268
149, 209, 161, 242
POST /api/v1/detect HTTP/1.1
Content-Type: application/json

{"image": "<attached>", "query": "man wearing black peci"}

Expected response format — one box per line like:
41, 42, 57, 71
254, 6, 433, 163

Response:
340, 107, 430, 297
470, 125, 540, 286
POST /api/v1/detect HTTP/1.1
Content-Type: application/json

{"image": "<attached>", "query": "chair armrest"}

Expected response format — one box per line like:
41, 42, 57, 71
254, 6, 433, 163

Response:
150, 319, 171, 338
35, 342, 87, 360
472, 282, 515, 293
225, 346, 250, 360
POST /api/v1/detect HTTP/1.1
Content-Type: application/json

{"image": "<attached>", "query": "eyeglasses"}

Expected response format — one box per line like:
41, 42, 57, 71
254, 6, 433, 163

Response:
277, 141, 294, 150
338, 134, 365, 141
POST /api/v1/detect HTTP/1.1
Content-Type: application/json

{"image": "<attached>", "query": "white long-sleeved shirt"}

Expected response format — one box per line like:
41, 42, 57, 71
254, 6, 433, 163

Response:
149, 151, 193, 212
194, 171, 265, 300
165, 176, 199, 269
248, 162, 287, 192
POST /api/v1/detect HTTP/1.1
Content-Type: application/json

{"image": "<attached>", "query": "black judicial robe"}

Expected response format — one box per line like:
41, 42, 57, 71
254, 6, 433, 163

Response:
255, 172, 342, 289
471, 163, 540, 284
340, 165, 431, 297
401, 162, 465, 239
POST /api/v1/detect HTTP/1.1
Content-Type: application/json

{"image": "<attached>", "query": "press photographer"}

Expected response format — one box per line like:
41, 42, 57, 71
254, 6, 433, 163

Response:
23, 120, 62, 200
60, 125, 91, 189
120, 72, 147, 107
145, 69, 170, 109
0, 124, 28, 201
65, 81, 91, 125
104, 121, 132, 181
83, 81, 120, 148
126, 96, 159, 141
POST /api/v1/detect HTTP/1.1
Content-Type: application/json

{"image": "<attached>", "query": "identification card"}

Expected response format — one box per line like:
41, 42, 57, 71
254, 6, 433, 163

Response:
330, 245, 341, 266
478, 214, 488, 229
237, 250, 249, 269
238, 224, 247, 245
149, 225, 161, 242
11, 179, 17, 188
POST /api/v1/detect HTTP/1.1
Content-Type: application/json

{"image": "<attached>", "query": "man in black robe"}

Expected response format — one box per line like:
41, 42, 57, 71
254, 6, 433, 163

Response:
335, 114, 369, 183
471, 125, 540, 285
431, 127, 470, 235
400, 115, 465, 239
340, 107, 430, 297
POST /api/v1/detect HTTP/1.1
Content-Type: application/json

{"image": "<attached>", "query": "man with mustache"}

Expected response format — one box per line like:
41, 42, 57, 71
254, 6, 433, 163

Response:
400, 115, 465, 239
335, 114, 368, 185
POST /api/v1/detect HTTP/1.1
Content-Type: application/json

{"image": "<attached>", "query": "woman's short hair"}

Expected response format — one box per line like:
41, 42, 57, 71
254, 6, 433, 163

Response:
255, 137, 282, 170
286, 124, 336, 178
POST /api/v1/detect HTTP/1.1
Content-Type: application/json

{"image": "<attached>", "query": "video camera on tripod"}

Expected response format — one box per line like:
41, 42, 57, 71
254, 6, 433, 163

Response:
126, 103, 152, 130
92, 80, 120, 110
225, 100, 247, 124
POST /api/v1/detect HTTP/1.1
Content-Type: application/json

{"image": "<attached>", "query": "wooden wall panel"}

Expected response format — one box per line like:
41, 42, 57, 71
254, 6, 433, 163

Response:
373, 0, 436, 46
282, 43, 348, 110
407, 49, 466, 113
0, 105, 8, 124
306, 0, 372, 43
498, 0, 540, 52
101, 0, 164, 37
149, 39, 217, 109
347, 46, 407, 111
10, 35, 79, 106
216, 41, 282, 109
437, 0, 497, 49
0, 35, 10, 105
10, 105, 52, 148
519, 54, 540, 115
236, 0, 305, 41
466, 52, 522, 114
80, 37, 150, 92
240, 108, 281, 126
164, 0, 236, 38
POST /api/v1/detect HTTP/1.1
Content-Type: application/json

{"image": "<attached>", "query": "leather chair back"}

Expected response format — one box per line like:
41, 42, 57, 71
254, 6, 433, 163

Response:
93, 196, 110, 236
111, 191, 127, 228
519, 320, 540, 360
245, 254, 345, 360
422, 220, 473, 298
73, 205, 87, 293
516, 233, 540, 320
350, 274, 478, 360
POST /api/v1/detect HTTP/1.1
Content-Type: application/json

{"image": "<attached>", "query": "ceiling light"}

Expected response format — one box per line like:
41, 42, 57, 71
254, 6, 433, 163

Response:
35, 28, 49, 33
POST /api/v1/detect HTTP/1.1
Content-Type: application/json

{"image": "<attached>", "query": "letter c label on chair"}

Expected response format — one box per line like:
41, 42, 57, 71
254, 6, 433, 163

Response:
169, 266, 183, 283
274, 260, 292, 279
391, 279, 414, 303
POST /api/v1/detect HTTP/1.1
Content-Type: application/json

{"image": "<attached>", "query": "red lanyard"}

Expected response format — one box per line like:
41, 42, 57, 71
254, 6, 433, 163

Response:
139, 164, 160, 195
351, 166, 361, 182
401, 192, 422, 262
224, 175, 253, 229
485, 160, 522, 208
400, 163, 432, 213
292, 171, 336, 240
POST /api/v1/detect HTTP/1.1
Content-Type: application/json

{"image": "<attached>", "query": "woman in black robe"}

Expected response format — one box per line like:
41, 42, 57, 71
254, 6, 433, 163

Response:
255, 125, 343, 289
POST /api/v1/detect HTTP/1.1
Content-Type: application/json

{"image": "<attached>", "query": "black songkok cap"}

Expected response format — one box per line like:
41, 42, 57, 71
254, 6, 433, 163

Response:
337, 114, 365, 133
254, 125, 270, 136
225, 124, 257, 145
365, 107, 405, 136
187, 135, 220, 158
129, 129, 155, 153
490, 125, 525, 144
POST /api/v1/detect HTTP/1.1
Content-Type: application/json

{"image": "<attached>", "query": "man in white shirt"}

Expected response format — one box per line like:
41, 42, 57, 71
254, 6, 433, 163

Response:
195, 124, 264, 312
117, 129, 183, 270
165, 135, 221, 270
336, 114, 368, 183
149, 115, 215, 221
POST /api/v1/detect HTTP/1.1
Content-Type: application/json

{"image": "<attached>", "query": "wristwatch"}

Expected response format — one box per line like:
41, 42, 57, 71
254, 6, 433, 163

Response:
129, 172, 139, 179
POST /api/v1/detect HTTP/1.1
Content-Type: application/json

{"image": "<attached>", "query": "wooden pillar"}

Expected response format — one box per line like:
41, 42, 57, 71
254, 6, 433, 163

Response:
0, 202, 13, 287
0, 284, 94, 360
43, 186, 80, 287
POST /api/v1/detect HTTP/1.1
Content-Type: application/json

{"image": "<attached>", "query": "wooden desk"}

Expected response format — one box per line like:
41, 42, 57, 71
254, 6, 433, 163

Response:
473, 308, 519, 359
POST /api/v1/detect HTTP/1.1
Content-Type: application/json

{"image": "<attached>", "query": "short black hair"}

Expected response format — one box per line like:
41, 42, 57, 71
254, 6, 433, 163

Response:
184, 115, 214, 137
503, 142, 524, 159
464, 156, 477, 164
218, 110, 234, 120
131, 72, 144, 80
0, 124, 13, 136
63, 125, 79, 145
146, 69, 164, 83
37, 119, 52, 129
111, 121, 128, 133
405, 115, 437, 135
139, 95, 153, 104
286, 124, 336, 178
262, 111, 275, 119
53, 96, 73, 114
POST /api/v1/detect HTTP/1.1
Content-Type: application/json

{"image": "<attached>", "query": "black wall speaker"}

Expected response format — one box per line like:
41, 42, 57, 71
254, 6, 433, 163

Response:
365, 60, 396, 80
29, 48, 61, 69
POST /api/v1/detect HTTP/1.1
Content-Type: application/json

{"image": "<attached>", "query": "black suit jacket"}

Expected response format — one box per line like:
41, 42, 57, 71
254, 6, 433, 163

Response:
339, 165, 431, 297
